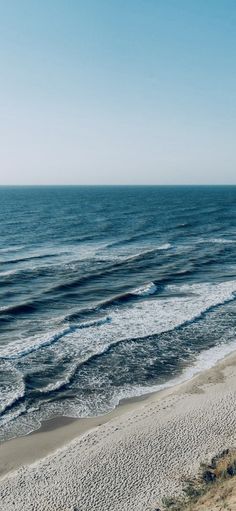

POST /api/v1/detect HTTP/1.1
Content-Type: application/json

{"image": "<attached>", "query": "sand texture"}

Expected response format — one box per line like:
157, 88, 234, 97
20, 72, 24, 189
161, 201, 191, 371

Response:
1, 355, 236, 511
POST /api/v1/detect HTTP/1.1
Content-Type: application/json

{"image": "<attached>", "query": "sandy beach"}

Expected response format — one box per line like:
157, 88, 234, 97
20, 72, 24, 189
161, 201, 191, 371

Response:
0, 353, 236, 511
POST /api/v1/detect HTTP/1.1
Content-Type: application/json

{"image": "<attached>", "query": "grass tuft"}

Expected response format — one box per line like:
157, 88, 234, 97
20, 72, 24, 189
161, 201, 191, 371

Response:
161, 448, 236, 511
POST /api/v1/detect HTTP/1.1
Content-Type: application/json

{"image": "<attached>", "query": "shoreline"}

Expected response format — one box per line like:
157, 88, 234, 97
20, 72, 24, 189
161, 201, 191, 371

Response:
0, 348, 236, 474
1, 341, 236, 478
1, 350, 236, 509
0, 349, 236, 466
0, 377, 177, 478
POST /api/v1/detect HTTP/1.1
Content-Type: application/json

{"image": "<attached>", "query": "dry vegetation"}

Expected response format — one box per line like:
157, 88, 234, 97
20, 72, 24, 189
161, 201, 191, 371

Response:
161, 449, 236, 511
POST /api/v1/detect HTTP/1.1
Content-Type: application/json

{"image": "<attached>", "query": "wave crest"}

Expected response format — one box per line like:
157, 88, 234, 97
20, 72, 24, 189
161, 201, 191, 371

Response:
132, 282, 157, 296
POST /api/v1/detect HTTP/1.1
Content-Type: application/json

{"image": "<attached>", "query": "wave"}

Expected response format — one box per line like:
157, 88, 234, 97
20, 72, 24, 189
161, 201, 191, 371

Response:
46, 245, 171, 296
127, 244, 172, 258
0, 263, 61, 284
0, 384, 25, 417
0, 364, 25, 417
0, 327, 73, 359
0, 245, 25, 254
3, 307, 236, 436
0, 316, 112, 360
110, 243, 172, 260
1, 252, 62, 266
78, 336, 236, 419
0, 301, 37, 316
30, 330, 236, 425
0, 403, 27, 432
198, 238, 236, 245
64, 281, 161, 322
118, 337, 236, 410
0, 269, 19, 277
76, 316, 112, 329
158, 243, 172, 250
210, 238, 236, 244
131, 282, 157, 296
105, 230, 162, 248
94, 245, 172, 265
0, 267, 41, 283
2, 281, 236, 366
56, 281, 236, 372
38, 362, 79, 394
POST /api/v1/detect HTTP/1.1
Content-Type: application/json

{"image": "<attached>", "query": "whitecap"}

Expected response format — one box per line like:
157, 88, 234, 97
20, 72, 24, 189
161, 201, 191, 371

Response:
132, 282, 157, 296
0, 269, 19, 277
198, 238, 236, 244
0, 245, 25, 253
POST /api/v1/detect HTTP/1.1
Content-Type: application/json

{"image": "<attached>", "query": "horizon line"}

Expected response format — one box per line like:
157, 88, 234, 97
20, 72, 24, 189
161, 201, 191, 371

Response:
0, 183, 236, 187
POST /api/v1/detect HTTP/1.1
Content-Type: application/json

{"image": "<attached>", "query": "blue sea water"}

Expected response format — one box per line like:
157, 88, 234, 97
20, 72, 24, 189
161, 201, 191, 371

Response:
0, 185, 236, 441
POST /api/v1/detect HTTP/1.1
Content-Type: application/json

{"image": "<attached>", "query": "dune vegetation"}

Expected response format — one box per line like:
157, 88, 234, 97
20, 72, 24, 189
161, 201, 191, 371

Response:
161, 449, 236, 511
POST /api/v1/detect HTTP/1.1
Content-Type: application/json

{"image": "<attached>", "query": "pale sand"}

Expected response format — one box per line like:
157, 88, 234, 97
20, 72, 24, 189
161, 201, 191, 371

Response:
1, 354, 236, 511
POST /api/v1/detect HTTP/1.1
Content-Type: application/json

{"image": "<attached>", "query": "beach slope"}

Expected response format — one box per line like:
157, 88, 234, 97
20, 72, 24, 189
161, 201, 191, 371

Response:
1, 353, 236, 511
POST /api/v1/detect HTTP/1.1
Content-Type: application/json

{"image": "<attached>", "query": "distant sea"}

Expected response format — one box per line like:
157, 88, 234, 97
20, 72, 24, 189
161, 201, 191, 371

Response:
0, 185, 236, 441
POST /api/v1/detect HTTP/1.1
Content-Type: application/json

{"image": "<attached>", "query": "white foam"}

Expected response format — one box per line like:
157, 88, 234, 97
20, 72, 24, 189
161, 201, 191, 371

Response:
198, 238, 236, 244
96, 243, 172, 263
1, 280, 236, 365
0, 317, 111, 359
0, 326, 72, 359
123, 244, 172, 260
0, 363, 25, 416
1, 281, 236, 436
132, 282, 157, 296
157, 243, 172, 250
0, 245, 24, 253
210, 238, 236, 244
39, 362, 78, 394
0, 269, 18, 277
118, 337, 236, 406
39, 336, 236, 422
60, 280, 236, 373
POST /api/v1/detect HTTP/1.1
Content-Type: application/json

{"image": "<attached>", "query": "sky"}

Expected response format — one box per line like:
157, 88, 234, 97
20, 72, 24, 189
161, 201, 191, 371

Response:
0, 0, 236, 185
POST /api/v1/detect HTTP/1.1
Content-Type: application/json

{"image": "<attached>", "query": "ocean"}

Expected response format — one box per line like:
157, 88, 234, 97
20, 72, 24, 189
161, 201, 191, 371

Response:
0, 185, 236, 441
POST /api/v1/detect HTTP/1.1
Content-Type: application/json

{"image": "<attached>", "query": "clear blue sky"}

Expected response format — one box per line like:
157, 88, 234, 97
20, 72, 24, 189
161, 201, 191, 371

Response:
0, 0, 236, 184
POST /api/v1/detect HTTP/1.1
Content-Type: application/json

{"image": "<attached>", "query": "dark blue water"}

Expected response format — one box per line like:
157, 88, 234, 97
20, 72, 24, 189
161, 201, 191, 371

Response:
0, 185, 236, 440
